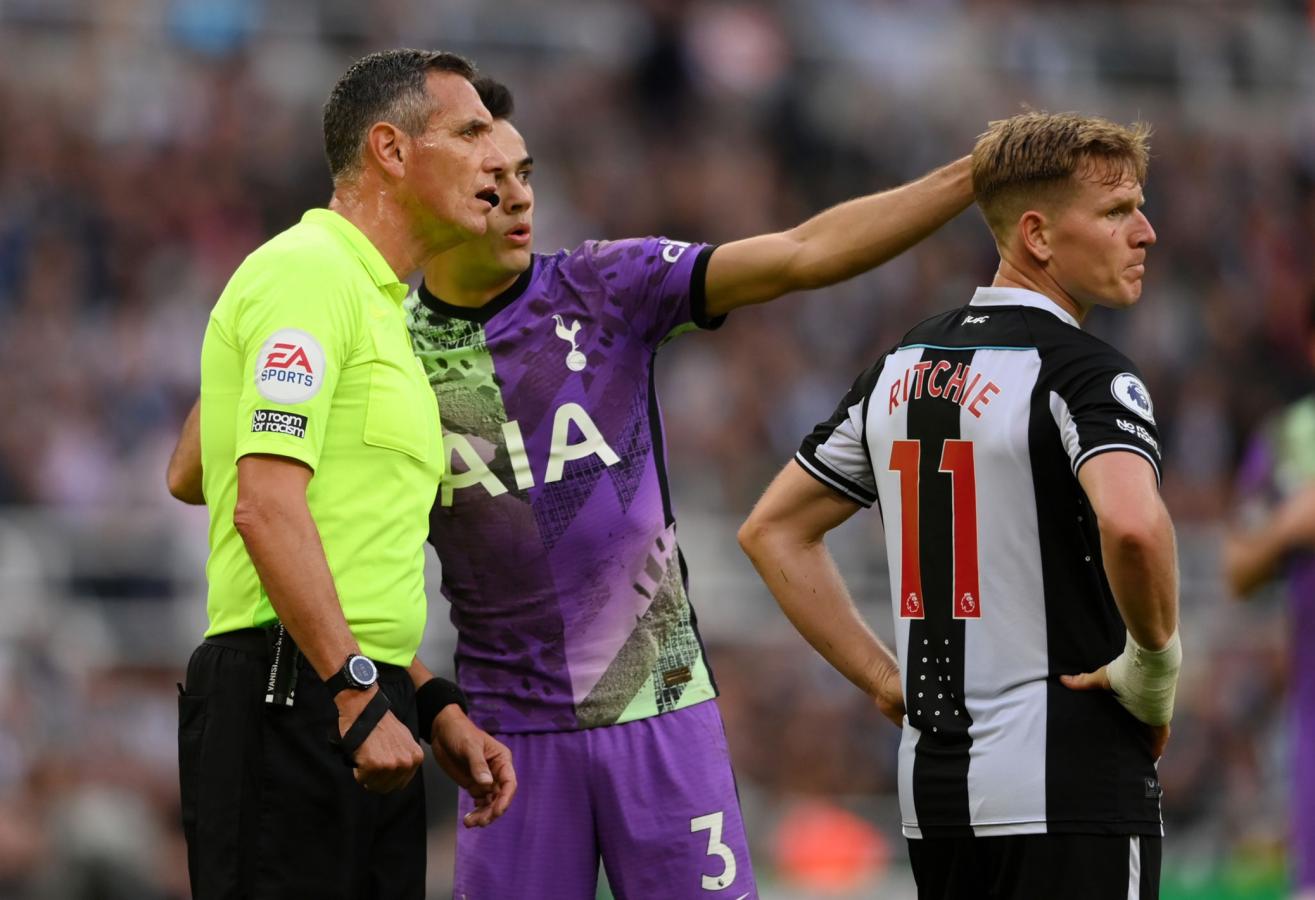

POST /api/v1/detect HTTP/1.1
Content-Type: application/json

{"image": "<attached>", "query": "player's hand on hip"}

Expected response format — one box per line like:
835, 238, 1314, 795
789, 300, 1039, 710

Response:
1060, 666, 1171, 760
872, 666, 906, 728
338, 691, 424, 794
1146, 723, 1170, 761
430, 707, 518, 827
1060, 665, 1112, 693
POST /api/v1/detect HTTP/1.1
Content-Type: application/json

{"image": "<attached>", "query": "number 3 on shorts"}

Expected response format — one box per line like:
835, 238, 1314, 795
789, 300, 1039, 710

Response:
690, 811, 737, 891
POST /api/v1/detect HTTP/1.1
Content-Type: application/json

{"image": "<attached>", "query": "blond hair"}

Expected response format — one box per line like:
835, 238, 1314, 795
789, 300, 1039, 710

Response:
972, 111, 1151, 243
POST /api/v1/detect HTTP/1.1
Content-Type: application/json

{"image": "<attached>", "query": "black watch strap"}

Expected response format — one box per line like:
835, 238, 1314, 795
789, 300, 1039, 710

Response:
324, 669, 351, 697
330, 690, 391, 767
415, 677, 470, 741
325, 654, 375, 697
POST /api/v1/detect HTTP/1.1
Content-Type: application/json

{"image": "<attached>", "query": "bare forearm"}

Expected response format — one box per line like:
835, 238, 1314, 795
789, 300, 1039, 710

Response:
235, 486, 358, 681
1100, 507, 1179, 650
408, 657, 435, 690
1223, 525, 1288, 597
744, 533, 898, 696
788, 155, 973, 289
166, 397, 204, 504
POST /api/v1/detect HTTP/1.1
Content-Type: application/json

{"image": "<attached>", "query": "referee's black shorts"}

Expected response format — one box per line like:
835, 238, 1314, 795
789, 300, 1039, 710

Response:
178, 629, 426, 900
908, 832, 1162, 900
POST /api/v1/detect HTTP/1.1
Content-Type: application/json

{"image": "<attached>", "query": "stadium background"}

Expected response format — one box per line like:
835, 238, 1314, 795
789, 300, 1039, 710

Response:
0, 1, 1311, 897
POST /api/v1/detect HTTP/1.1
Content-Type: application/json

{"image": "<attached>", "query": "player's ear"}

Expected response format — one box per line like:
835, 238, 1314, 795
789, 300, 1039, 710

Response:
1018, 210, 1053, 264
364, 121, 407, 180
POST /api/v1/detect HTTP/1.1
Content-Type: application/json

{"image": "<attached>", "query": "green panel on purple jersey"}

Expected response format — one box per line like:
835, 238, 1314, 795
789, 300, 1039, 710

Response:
405, 237, 723, 733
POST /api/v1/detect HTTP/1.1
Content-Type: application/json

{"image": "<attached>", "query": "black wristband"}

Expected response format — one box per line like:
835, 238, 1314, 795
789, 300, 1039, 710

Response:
331, 690, 391, 767
415, 677, 469, 741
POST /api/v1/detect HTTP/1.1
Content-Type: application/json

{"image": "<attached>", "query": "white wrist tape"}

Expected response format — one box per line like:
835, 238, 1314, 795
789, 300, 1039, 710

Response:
1106, 630, 1182, 726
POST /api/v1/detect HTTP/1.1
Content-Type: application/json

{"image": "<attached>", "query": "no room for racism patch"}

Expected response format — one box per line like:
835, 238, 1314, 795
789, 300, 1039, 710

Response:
252, 409, 308, 438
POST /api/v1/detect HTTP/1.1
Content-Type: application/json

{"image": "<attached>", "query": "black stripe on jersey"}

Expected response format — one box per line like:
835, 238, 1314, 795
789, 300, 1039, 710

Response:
689, 245, 726, 331
907, 346, 976, 836
647, 356, 675, 528
1030, 350, 1163, 835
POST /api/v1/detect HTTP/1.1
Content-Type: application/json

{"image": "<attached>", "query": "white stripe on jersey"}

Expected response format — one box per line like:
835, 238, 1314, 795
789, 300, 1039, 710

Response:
1127, 836, 1141, 899
796, 451, 873, 507
959, 349, 1049, 835
1049, 392, 1082, 464
1073, 443, 1162, 484
871, 347, 921, 836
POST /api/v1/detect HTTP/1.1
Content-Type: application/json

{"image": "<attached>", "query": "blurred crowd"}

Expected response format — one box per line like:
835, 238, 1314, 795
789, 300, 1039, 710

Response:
1, 0, 1313, 896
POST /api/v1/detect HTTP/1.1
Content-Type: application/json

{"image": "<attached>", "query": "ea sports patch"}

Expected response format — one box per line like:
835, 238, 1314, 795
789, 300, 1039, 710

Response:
252, 409, 307, 438
254, 329, 325, 403
1110, 372, 1154, 423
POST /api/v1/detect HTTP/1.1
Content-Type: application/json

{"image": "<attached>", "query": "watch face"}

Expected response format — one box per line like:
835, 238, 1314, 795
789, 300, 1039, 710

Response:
348, 655, 377, 686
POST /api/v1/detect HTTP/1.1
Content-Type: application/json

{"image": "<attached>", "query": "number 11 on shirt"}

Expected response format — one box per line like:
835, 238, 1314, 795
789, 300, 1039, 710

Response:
888, 439, 981, 620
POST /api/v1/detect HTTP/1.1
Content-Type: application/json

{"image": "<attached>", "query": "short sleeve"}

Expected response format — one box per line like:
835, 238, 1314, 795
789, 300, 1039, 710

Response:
1048, 356, 1163, 484
229, 254, 362, 471
581, 237, 719, 349
794, 361, 885, 507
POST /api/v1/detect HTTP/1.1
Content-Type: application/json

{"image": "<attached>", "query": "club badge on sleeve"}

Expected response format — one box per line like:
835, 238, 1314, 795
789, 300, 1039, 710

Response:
254, 329, 325, 403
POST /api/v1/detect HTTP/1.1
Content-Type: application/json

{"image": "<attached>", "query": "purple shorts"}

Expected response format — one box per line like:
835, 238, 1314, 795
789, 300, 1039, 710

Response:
453, 699, 756, 899
1295, 692, 1315, 888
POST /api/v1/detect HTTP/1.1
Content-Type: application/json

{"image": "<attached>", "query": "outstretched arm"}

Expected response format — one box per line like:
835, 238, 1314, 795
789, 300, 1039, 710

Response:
738, 461, 903, 727
166, 396, 204, 504
704, 156, 973, 317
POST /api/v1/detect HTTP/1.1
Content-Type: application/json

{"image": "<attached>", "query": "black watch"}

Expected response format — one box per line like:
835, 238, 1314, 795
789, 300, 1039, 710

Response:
325, 654, 378, 696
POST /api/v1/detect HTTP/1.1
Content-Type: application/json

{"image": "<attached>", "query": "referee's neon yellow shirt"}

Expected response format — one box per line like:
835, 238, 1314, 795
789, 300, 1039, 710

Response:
199, 209, 444, 666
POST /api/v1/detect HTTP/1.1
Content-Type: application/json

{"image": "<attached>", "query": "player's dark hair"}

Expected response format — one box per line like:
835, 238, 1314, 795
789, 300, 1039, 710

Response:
972, 111, 1151, 243
472, 77, 515, 121
323, 49, 477, 181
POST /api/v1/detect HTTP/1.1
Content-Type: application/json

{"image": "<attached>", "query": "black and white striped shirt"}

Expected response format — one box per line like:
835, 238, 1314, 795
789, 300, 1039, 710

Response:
797, 286, 1165, 839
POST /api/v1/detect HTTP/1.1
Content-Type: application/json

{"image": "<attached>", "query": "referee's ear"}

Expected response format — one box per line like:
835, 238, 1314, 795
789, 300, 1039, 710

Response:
364, 121, 407, 180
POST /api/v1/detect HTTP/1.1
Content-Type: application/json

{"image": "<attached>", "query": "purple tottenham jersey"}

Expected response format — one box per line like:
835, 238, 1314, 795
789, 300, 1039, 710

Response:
406, 237, 722, 734
1235, 397, 1315, 887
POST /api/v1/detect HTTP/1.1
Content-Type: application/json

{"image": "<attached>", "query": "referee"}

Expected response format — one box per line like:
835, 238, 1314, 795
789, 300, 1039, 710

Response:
179, 50, 513, 898
740, 112, 1180, 899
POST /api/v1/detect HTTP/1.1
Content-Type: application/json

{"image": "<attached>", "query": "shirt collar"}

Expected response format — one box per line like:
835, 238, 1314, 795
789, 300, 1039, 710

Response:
301, 208, 408, 303
968, 286, 1080, 329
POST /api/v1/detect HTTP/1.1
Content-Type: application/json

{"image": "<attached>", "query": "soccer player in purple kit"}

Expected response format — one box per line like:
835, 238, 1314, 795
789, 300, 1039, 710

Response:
1223, 305, 1315, 899
410, 78, 974, 899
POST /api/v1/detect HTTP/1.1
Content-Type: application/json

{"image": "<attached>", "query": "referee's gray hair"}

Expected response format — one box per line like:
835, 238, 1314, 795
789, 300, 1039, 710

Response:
323, 49, 477, 182
972, 111, 1151, 242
